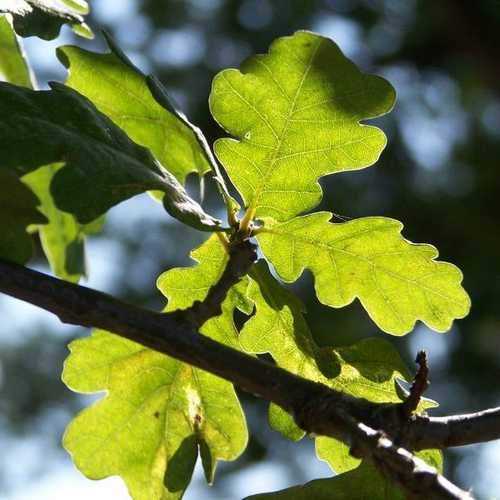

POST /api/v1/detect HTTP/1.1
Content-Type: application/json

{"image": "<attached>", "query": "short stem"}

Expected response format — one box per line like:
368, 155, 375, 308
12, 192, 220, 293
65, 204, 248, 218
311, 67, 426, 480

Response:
239, 207, 256, 235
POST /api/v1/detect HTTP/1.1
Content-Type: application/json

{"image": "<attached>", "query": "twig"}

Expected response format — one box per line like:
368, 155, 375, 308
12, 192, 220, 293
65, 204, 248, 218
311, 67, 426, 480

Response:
403, 407, 500, 451
402, 350, 430, 417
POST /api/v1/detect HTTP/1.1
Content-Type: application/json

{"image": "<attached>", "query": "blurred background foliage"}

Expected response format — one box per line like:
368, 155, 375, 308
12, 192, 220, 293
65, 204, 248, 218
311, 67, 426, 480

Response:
1, 1, 500, 498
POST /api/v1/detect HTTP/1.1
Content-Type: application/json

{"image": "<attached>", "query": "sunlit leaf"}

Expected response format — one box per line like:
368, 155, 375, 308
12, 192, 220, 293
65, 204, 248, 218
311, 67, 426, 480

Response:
63, 235, 248, 499
210, 30, 395, 222
0, 0, 92, 40
239, 261, 436, 470
0, 15, 34, 86
256, 213, 470, 334
0, 81, 220, 231
57, 38, 213, 185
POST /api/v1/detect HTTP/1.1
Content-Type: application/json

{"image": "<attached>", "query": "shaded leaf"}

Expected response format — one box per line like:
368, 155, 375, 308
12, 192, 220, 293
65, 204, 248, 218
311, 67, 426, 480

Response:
0, 0, 92, 40
0, 19, 92, 278
0, 169, 46, 263
0, 15, 45, 264
210, 30, 395, 222
57, 39, 213, 185
245, 461, 404, 499
0, 81, 220, 230
257, 213, 470, 334
23, 163, 95, 281
63, 235, 248, 500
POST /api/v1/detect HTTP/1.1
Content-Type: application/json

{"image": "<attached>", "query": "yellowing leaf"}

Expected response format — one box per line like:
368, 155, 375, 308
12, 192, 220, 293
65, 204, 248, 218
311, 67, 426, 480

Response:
257, 213, 470, 334
210, 31, 395, 221
63, 236, 248, 499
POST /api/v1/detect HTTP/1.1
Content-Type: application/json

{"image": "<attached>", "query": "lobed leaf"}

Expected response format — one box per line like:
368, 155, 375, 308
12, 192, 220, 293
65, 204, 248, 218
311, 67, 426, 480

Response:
256, 213, 470, 334
63, 235, 249, 500
245, 461, 404, 499
0, 15, 46, 264
210, 30, 395, 222
0, 19, 93, 278
0, 0, 92, 40
23, 163, 101, 281
0, 81, 220, 230
57, 38, 213, 185
246, 451, 442, 499
240, 261, 435, 470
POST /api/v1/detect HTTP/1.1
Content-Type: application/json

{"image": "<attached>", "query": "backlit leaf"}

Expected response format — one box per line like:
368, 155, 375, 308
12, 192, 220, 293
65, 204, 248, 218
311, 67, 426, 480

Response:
57, 38, 213, 185
210, 30, 395, 221
256, 213, 470, 334
0, 15, 34, 86
0, 20, 92, 278
240, 261, 434, 471
63, 235, 248, 499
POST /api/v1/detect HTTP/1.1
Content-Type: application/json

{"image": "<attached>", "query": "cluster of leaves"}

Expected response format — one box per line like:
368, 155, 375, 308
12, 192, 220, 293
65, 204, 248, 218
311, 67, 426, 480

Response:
0, 8, 469, 500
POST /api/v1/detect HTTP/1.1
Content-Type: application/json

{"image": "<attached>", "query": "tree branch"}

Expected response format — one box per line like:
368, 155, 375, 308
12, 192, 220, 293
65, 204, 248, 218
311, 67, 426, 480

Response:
0, 255, 482, 499
403, 407, 500, 451
350, 421, 473, 500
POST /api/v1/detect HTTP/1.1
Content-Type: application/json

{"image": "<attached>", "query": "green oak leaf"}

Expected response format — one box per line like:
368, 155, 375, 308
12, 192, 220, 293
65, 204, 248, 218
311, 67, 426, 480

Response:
23, 163, 101, 281
209, 30, 395, 222
241, 261, 417, 399
0, 81, 220, 231
0, 15, 46, 264
63, 236, 249, 500
316, 433, 442, 477
246, 451, 442, 499
0, 19, 92, 280
256, 213, 470, 334
0, 0, 92, 40
0, 15, 35, 86
0, 169, 47, 263
57, 38, 213, 185
245, 461, 404, 500
240, 261, 436, 471
157, 235, 252, 315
